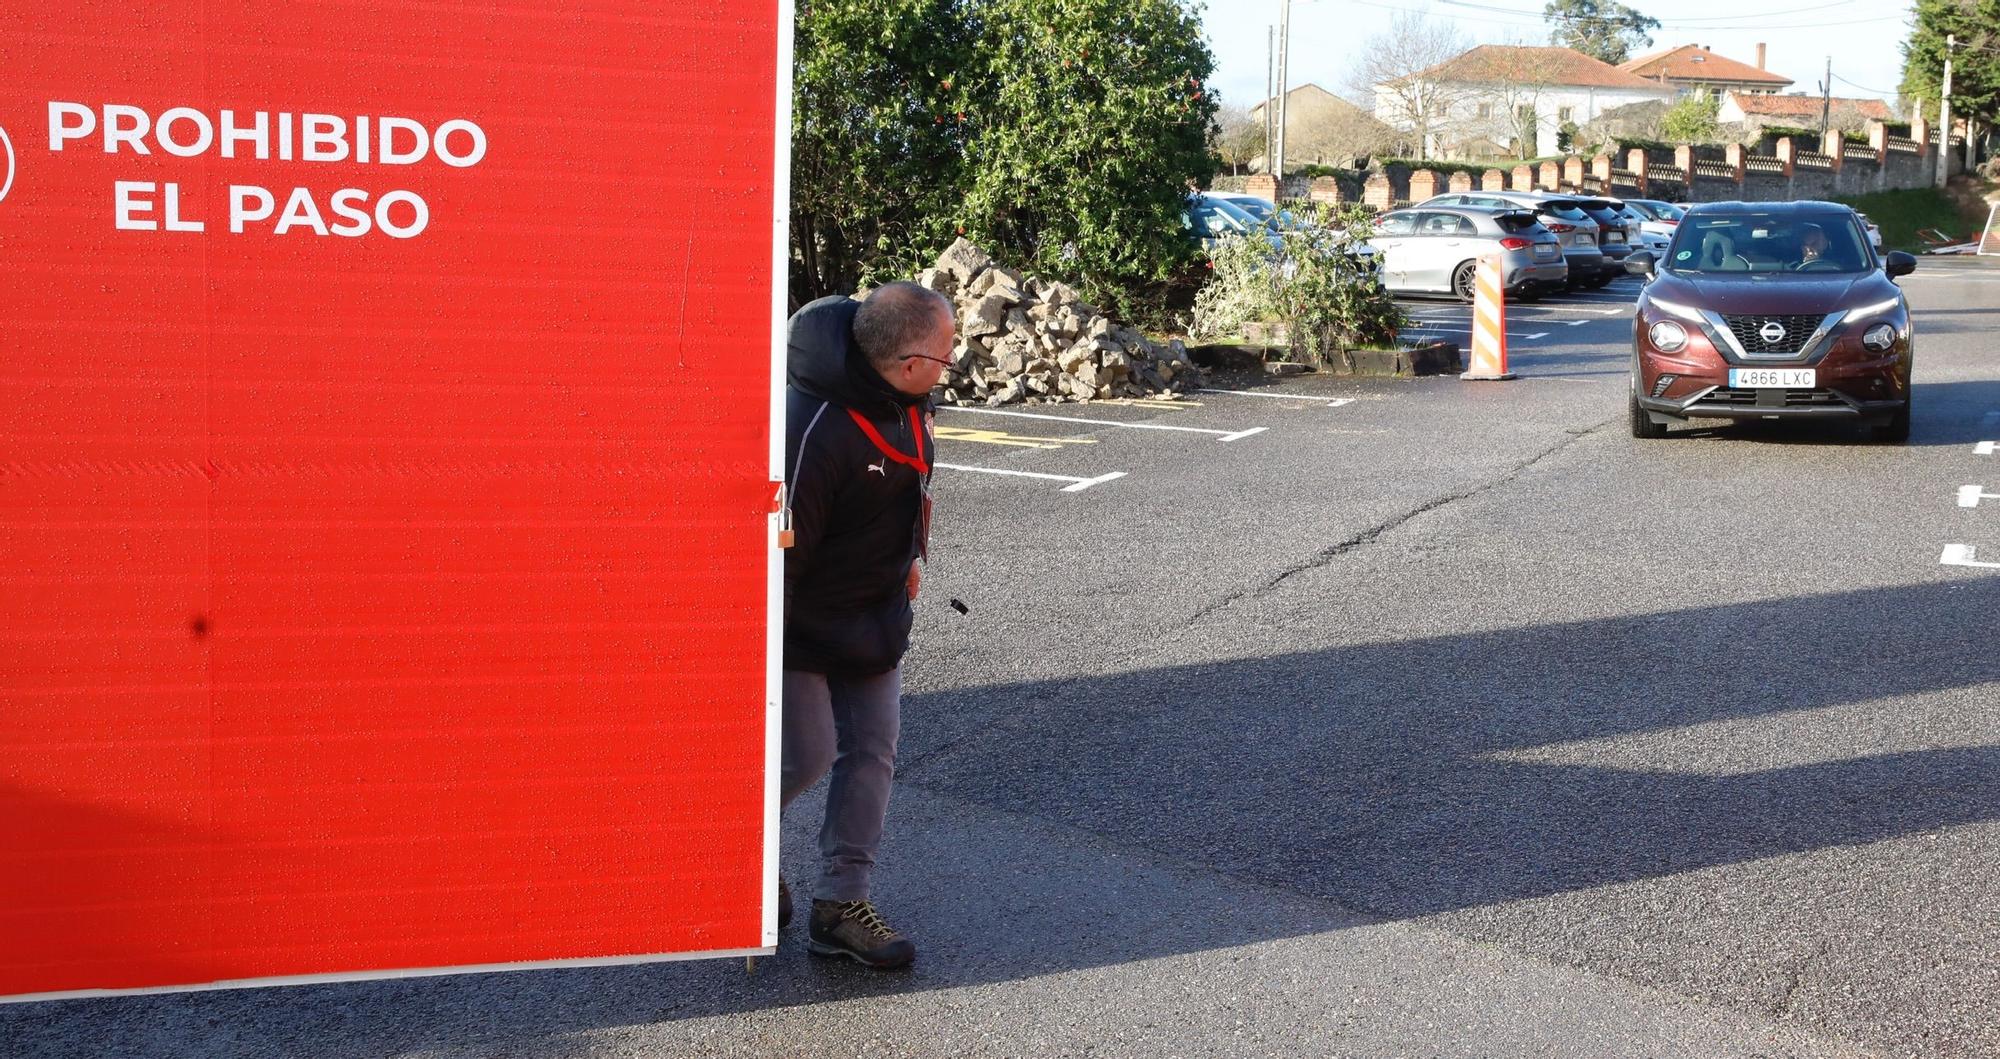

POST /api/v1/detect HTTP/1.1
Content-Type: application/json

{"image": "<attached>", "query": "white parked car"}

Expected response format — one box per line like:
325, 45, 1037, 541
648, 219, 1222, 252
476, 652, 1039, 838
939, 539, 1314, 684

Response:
1855, 211, 1884, 251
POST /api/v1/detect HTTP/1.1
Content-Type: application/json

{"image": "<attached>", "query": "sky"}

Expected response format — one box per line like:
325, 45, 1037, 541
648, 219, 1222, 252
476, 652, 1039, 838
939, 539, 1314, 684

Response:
1200, 0, 1920, 115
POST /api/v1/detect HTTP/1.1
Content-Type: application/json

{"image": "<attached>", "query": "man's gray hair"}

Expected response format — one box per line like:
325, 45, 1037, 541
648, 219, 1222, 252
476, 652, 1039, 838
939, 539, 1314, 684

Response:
854, 282, 955, 368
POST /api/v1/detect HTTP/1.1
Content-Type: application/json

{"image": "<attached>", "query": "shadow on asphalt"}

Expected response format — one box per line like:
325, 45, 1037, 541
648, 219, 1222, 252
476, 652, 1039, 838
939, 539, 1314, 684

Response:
12, 572, 1996, 1058
1657, 378, 2000, 448
10, 371, 2000, 1059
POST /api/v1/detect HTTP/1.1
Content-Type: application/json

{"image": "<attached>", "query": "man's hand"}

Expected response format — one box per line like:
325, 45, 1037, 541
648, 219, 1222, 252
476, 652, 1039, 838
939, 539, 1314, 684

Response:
907, 562, 922, 601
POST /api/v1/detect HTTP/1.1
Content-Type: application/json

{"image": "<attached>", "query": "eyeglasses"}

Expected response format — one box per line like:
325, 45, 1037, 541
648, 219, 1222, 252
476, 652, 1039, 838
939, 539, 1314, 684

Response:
899, 352, 957, 371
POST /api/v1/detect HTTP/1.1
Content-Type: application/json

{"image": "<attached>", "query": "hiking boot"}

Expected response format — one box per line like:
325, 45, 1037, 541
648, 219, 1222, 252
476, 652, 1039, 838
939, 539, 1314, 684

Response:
777, 877, 793, 932
808, 899, 915, 969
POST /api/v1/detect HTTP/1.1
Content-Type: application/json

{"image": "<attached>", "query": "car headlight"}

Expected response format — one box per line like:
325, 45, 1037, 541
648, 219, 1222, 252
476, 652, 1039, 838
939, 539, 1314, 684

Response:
1648, 320, 1689, 352
1861, 322, 1898, 352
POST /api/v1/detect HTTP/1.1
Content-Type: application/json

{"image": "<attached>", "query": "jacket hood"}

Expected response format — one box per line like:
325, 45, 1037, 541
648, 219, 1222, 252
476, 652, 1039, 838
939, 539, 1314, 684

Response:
787, 296, 922, 413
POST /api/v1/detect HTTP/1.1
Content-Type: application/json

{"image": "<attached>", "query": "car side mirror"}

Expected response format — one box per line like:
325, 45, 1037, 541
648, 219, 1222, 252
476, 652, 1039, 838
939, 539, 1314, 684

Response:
1625, 251, 1656, 277
1883, 251, 1916, 278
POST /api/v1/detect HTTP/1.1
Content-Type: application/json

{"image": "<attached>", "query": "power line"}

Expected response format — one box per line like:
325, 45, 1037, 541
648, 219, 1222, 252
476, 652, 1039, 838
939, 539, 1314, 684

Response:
1442, 0, 1871, 25
1831, 72, 1898, 97
1419, 0, 1908, 33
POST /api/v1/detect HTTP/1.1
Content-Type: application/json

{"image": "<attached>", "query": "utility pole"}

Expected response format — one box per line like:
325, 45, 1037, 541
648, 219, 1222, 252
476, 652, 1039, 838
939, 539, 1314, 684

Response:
1938, 33, 1955, 189
1265, 26, 1275, 174
1274, 0, 1291, 180
1818, 57, 1830, 142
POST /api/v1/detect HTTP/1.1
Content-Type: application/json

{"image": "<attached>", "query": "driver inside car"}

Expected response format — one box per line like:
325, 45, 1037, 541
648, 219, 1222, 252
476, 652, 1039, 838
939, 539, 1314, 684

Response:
1798, 223, 1831, 268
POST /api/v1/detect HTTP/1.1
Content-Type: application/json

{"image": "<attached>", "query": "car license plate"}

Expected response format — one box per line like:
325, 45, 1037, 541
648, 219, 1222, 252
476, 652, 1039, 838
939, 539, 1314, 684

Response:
1729, 369, 1816, 388
1569, 234, 1592, 248
1606, 232, 1625, 244
1534, 244, 1557, 260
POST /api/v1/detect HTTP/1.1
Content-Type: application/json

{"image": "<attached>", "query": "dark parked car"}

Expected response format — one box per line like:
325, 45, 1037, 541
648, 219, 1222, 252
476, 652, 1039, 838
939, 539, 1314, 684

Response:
1627, 202, 1917, 442
1181, 193, 1280, 251
1575, 197, 1636, 274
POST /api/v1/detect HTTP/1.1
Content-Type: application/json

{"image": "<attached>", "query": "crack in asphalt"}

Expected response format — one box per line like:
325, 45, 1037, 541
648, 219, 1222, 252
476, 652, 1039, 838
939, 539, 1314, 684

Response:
1183, 417, 1618, 628
903, 417, 1617, 783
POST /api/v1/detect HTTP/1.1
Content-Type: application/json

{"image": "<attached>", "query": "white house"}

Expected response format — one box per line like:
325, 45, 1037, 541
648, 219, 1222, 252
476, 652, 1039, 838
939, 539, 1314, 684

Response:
1375, 45, 1674, 160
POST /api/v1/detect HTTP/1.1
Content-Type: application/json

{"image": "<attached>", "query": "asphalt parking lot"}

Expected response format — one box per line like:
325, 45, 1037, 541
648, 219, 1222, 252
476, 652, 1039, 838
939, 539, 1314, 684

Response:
8, 261, 1998, 1058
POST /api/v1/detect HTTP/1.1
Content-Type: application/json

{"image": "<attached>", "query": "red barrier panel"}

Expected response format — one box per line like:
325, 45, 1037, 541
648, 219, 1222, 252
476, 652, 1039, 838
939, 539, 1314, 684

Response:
0, 1, 786, 999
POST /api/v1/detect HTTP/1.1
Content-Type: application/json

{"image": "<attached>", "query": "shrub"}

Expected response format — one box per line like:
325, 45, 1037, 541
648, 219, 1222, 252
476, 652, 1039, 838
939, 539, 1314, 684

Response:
1190, 203, 1405, 367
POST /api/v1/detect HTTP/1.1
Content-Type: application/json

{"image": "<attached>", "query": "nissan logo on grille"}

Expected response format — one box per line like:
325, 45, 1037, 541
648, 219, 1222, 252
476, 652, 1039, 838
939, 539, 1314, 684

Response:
1758, 320, 1787, 344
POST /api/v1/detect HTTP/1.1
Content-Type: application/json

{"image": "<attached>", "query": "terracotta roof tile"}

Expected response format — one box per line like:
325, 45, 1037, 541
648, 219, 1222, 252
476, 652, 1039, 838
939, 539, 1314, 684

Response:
1414, 45, 1667, 91
1620, 45, 1794, 86
1726, 92, 1894, 120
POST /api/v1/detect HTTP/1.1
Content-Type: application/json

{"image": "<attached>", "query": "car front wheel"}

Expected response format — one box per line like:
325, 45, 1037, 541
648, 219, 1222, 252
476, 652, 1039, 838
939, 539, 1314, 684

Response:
1876, 400, 1912, 444
1630, 390, 1667, 439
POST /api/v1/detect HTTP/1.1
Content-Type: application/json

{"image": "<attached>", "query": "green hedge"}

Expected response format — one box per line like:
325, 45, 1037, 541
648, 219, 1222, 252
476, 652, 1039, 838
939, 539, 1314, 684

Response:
1378, 158, 1505, 177
1285, 163, 1363, 180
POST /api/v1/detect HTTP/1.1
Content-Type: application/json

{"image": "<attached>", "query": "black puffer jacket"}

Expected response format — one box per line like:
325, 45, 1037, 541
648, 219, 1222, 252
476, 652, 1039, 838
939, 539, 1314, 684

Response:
783, 296, 935, 677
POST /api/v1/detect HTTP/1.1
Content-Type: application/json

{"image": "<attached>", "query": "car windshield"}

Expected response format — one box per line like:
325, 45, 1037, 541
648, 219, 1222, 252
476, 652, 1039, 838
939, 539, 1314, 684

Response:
1541, 202, 1589, 221
1229, 199, 1274, 223
1495, 213, 1541, 234
1188, 197, 1260, 238
1666, 211, 1872, 274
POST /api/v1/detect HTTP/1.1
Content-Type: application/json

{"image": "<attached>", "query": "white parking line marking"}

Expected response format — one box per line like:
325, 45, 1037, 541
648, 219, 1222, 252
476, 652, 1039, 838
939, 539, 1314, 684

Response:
1515, 305, 1626, 316
1940, 544, 2000, 569
940, 406, 1262, 442
1200, 388, 1354, 408
934, 463, 1127, 492
1566, 319, 1593, 327
1408, 324, 1548, 339
1977, 442, 1997, 455
1958, 485, 1999, 508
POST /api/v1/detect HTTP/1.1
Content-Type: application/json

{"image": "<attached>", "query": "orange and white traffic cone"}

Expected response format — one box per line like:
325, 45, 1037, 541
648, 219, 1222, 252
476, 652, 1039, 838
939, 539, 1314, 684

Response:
1460, 254, 1517, 381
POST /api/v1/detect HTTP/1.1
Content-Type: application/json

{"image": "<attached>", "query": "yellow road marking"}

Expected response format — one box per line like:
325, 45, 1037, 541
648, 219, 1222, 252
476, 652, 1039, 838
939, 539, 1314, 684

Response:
933, 425, 1099, 449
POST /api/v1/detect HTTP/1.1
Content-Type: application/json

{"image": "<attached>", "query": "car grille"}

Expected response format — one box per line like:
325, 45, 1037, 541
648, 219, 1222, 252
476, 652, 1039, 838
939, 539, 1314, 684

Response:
1700, 387, 1849, 407
1721, 314, 1827, 356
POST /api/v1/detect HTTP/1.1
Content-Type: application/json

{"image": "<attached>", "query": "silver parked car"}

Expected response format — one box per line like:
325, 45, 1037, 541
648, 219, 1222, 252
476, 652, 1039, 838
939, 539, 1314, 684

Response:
1616, 201, 1672, 255
1368, 206, 1566, 301
1419, 190, 1610, 289
1624, 198, 1685, 245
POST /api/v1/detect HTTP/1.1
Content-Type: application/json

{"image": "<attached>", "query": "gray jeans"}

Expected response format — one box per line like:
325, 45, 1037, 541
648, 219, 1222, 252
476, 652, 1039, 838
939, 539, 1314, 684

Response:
781, 667, 901, 903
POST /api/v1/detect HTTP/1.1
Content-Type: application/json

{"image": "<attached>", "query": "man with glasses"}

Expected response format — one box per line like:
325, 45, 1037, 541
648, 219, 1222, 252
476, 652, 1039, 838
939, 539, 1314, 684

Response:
776, 281, 952, 969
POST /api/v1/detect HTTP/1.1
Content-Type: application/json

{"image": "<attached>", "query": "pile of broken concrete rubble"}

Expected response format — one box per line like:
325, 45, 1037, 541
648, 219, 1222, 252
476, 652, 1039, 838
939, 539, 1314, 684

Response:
914, 239, 1201, 406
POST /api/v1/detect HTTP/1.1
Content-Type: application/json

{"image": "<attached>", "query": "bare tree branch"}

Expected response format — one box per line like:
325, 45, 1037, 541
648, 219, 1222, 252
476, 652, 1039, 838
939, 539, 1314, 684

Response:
1353, 13, 1474, 161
